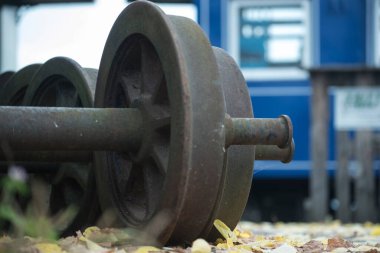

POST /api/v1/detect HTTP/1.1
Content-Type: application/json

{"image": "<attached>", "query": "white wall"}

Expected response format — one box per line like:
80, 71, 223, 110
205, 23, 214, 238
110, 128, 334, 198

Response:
16, 0, 197, 70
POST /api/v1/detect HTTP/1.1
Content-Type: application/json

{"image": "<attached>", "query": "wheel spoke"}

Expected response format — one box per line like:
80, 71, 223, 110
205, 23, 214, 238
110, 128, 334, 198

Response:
37, 85, 56, 106
120, 73, 141, 106
151, 77, 169, 105
113, 155, 133, 196
70, 91, 80, 107
122, 162, 146, 222
151, 105, 171, 130
151, 141, 169, 175
140, 41, 163, 96
143, 160, 164, 217
56, 84, 75, 107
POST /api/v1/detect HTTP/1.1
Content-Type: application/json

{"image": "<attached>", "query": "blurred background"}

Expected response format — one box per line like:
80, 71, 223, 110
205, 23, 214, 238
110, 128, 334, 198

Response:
0, 0, 379, 223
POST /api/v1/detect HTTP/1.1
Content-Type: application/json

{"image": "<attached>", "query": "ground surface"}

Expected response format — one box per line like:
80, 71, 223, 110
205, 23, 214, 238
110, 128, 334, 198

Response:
0, 221, 380, 253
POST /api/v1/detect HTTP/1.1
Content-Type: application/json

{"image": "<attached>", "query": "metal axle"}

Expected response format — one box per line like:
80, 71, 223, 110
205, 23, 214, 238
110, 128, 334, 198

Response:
0, 106, 293, 162
0, 145, 293, 164
0, 106, 142, 151
224, 114, 293, 148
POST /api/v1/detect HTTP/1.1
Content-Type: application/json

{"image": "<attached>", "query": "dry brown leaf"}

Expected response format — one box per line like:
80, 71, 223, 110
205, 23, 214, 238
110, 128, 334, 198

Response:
297, 240, 324, 253
327, 237, 353, 251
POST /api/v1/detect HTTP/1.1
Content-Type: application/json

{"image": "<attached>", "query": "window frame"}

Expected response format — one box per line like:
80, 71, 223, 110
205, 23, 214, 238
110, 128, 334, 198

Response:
227, 0, 312, 81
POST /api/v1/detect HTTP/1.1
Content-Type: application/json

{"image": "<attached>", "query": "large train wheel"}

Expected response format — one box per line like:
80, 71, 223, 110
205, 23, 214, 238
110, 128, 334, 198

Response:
0, 71, 15, 99
95, 1, 226, 244
0, 64, 41, 105
23, 57, 100, 235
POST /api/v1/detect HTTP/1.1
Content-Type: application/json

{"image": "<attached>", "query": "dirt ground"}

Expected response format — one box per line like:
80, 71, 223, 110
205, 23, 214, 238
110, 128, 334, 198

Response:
0, 220, 379, 253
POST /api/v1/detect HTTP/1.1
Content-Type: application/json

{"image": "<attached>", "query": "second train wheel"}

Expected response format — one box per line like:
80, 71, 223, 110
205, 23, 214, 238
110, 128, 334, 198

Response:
0, 64, 41, 105
0, 71, 15, 97
23, 57, 99, 235
95, 1, 226, 244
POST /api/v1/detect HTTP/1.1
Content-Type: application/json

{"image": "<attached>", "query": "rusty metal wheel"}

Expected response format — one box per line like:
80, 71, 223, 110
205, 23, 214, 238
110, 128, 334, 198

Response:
23, 57, 99, 235
204, 48, 255, 240
24, 58, 95, 107
0, 64, 41, 105
0, 71, 15, 98
95, 0, 226, 244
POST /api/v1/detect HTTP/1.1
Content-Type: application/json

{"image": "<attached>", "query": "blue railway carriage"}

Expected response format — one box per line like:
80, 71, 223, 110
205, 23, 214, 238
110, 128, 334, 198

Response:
192, 0, 379, 221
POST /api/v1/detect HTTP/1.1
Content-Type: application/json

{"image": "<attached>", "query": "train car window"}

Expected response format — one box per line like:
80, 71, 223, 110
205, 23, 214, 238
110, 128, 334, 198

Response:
227, 0, 311, 81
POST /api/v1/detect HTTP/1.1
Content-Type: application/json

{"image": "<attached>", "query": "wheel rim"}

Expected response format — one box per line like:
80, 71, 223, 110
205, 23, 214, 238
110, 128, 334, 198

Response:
0, 64, 41, 105
24, 58, 95, 107
204, 47, 255, 240
23, 57, 99, 235
0, 71, 16, 103
95, 1, 226, 244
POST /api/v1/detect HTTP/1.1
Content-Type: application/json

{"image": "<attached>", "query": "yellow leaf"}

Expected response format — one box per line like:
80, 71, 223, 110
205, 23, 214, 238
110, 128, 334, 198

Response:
133, 246, 161, 253
215, 238, 224, 245
251, 246, 263, 253
258, 240, 276, 249
213, 219, 237, 242
238, 231, 252, 239
273, 236, 285, 242
35, 243, 64, 253
226, 238, 234, 248
235, 244, 253, 251
79, 236, 106, 251
216, 243, 229, 249
255, 235, 265, 241
191, 238, 211, 253
83, 226, 100, 238
370, 225, 380, 236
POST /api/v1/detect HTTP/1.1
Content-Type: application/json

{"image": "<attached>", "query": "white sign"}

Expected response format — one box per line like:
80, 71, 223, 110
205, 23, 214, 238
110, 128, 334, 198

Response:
334, 87, 380, 130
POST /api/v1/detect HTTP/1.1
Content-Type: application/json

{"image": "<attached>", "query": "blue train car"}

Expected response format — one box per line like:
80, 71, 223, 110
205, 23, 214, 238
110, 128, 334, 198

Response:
191, 0, 372, 221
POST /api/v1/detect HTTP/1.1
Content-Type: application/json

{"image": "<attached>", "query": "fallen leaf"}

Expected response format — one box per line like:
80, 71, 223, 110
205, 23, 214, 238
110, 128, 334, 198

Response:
327, 237, 353, 251
133, 246, 161, 253
370, 226, 380, 236
79, 236, 106, 252
83, 226, 100, 238
298, 240, 324, 253
191, 238, 210, 253
35, 243, 64, 253
271, 244, 297, 253
213, 219, 237, 242
215, 243, 228, 250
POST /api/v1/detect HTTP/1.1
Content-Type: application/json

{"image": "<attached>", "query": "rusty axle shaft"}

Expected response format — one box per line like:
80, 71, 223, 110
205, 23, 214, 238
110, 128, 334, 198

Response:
0, 144, 293, 164
0, 106, 293, 162
225, 115, 293, 148
0, 106, 142, 151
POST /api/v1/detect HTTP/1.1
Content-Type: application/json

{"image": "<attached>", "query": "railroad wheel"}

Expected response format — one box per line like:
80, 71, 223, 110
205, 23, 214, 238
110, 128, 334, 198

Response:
23, 57, 99, 235
95, 0, 226, 244
0, 71, 15, 98
0, 64, 41, 105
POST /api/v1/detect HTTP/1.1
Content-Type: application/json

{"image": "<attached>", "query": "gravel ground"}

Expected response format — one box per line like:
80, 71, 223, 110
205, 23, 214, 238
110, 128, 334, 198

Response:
0, 220, 379, 253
